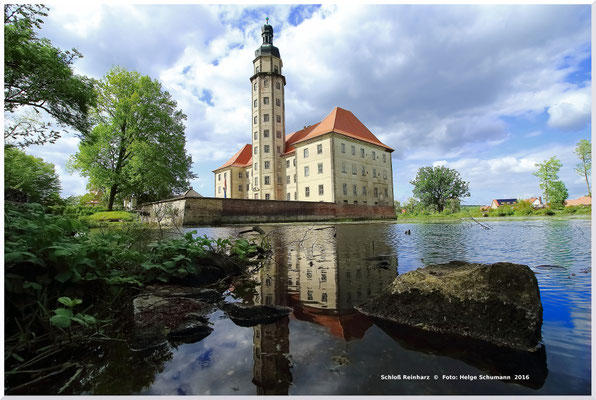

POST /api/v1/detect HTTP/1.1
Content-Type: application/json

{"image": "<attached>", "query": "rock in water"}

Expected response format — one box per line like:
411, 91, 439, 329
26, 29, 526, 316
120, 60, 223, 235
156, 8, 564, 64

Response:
355, 261, 543, 352
222, 303, 293, 327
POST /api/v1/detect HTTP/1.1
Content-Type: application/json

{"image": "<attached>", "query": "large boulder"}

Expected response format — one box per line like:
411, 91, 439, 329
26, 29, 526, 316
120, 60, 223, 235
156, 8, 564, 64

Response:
355, 261, 543, 352
132, 294, 214, 350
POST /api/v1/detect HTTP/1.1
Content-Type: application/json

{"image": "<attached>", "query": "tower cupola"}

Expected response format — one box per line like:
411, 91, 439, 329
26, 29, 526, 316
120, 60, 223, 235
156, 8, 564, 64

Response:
255, 18, 280, 58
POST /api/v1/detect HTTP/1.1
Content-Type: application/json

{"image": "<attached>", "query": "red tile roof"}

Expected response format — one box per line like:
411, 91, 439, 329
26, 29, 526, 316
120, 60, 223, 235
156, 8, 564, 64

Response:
213, 144, 252, 171
215, 107, 393, 170
292, 107, 394, 152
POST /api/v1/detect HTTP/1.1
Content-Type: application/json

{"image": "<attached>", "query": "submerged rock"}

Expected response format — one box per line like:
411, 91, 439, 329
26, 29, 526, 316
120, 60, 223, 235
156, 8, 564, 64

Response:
222, 303, 293, 327
355, 261, 543, 352
132, 294, 214, 350
146, 284, 223, 303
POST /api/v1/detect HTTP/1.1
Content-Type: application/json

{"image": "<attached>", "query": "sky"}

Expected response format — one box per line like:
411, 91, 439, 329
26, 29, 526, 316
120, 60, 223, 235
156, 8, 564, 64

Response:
18, 3, 592, 205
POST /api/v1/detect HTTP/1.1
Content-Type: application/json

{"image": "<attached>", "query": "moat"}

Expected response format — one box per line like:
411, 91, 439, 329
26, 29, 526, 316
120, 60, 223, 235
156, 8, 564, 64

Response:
73, 219, 591, 395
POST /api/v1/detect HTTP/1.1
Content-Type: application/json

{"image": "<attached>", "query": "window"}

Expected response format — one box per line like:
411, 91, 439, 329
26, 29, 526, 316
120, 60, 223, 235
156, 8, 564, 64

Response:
246, 171, 250, 178
293, 159, 296, 166
286, 159, 290, 168
294, 192, 297, 200
303, 148, 309, 158
286, 175, 290, 184
264, 129, 269, 137
276, 115, 281, 123
351, 145, 356, 155
343, 183, 348, 195
274, 66, 279, 73
293, 174, 296, 183
238, 172, 242, 178
362, 186, 367, 196
307, 290, 313, 301
352, 164, 357, 175
265, 193, 270, 200
383, 153, 387, 163
254, 147, 258, 154
254, 116, 257, 124
218, 173, 221, 181
372, 151, 376, 160
254, 193, 259, 199
341, 143, 345, 153
264, 176, 270, 185
321, 272, 327, 282
385, 188, 389, 197
287, 193, 290, 200
373, 168, 377, 178
353, 184, 357, 196
321, 293, 328, 302
317, 144, 323, 154
238, 184, 243, 192
277, 145, 281, 154
318, 184, 324, 195
374, 187, 379, 197
264, 161, 270, 169
264, 145, 270, 153
276, 82, 281, 89
304, 166, 310, 177
254, 83, 257, 91
318, 163, 323, 174
246, 184, 249, 191
263, 97, 269, 104
361, 166, 366, 176
218, 187, 221, 193
383, 170, 388, 179
342, 162, 347, 173
305, 187, 310, 197
361, 148, 365, 158
254, 162, 258, 170
254, 99, 257, 108
256, 66, 259, 73
354, 200, 358, 204
263, 114, 269, 122
277, 175, 281, 184
276, 98, 281, 106
255, 177, 258, 186
276, 130, 281, 138
264, 78, 269, 87
254, 131, 258, 140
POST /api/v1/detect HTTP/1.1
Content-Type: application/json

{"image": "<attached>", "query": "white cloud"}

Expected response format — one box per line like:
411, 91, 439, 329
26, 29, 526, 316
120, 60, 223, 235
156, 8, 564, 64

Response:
547, 86, 591, 131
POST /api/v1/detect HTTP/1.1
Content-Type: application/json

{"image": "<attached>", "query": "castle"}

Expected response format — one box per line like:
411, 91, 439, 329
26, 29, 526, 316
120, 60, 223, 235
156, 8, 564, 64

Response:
213, 21, 394, 206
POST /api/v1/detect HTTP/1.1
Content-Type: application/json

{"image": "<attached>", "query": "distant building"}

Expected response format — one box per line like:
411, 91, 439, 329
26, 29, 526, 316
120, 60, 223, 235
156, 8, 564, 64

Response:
213, 21, 394, 206
524, 197, 543, 208
490, 198, 517, 209
565, 196, 591, 207
181, 188, 202, 198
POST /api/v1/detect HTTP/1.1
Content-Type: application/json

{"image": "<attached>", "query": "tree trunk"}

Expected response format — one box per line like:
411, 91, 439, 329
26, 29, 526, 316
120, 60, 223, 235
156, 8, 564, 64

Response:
107, 183, 118, 211
584, 167, 591, 197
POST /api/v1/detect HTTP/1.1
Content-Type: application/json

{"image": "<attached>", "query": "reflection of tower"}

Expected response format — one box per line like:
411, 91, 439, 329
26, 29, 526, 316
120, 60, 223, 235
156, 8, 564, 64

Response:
252, 232, 292, 395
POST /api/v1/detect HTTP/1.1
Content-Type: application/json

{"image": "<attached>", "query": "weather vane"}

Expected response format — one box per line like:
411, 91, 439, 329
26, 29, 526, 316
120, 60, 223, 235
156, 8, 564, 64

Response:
266, 17, 269, 24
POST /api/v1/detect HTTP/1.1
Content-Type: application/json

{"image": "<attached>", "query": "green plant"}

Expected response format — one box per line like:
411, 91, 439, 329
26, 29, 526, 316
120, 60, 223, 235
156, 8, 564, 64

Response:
50, 297, 96, 329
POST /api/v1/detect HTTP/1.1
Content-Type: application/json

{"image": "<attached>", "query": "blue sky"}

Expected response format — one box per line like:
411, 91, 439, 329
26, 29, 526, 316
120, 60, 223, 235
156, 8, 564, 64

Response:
17, 4, 591, 205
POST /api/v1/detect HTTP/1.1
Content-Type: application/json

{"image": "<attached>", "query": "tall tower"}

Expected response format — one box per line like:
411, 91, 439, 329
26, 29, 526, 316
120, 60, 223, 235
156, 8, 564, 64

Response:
250, 19, 286, 200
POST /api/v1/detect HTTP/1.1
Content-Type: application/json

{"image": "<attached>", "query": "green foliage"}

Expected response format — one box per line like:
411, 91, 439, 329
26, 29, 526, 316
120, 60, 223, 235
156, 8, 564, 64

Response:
575, 139, 591, 197
533, 156, 567, 206
410, 166, 470, 213
68, 67, 195, 210
50, 297, 96, 329
84, 211, 134, 222
4, 5, 96, 146
5, 146, 62, 204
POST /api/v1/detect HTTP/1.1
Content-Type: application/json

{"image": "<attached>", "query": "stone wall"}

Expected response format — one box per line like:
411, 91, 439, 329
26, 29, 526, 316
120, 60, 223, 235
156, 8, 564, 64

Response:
139, 196, 395, 226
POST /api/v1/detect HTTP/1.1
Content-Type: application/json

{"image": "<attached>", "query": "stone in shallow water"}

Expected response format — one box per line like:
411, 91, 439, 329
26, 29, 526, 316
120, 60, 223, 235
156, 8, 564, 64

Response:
146, 284, 223, 303
222, 303, 293, 327
132, 294, 214, 350
355, 260, 543, 352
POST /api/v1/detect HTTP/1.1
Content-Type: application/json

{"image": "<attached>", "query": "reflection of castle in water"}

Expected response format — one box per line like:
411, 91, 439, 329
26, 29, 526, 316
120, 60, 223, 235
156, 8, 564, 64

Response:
250, 224, 397, 394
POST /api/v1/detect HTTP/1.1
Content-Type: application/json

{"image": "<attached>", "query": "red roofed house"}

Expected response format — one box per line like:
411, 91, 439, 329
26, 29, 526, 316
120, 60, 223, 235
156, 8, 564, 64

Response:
565, 196, 592, 207
213, 22, 394, 205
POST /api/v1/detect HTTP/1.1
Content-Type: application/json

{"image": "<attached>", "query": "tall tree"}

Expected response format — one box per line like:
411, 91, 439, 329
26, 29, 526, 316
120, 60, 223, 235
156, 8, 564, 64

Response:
4, 4, 96, 146
410, 166, 470, 213
5, 146, 61, 204
68, 67, 195, 211
574, 139, 591, 197
533, 156, 568, 207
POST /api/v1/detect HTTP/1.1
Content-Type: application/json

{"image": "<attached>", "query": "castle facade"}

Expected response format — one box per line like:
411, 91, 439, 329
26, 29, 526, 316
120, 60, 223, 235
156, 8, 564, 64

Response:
214, 22, 394, 206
